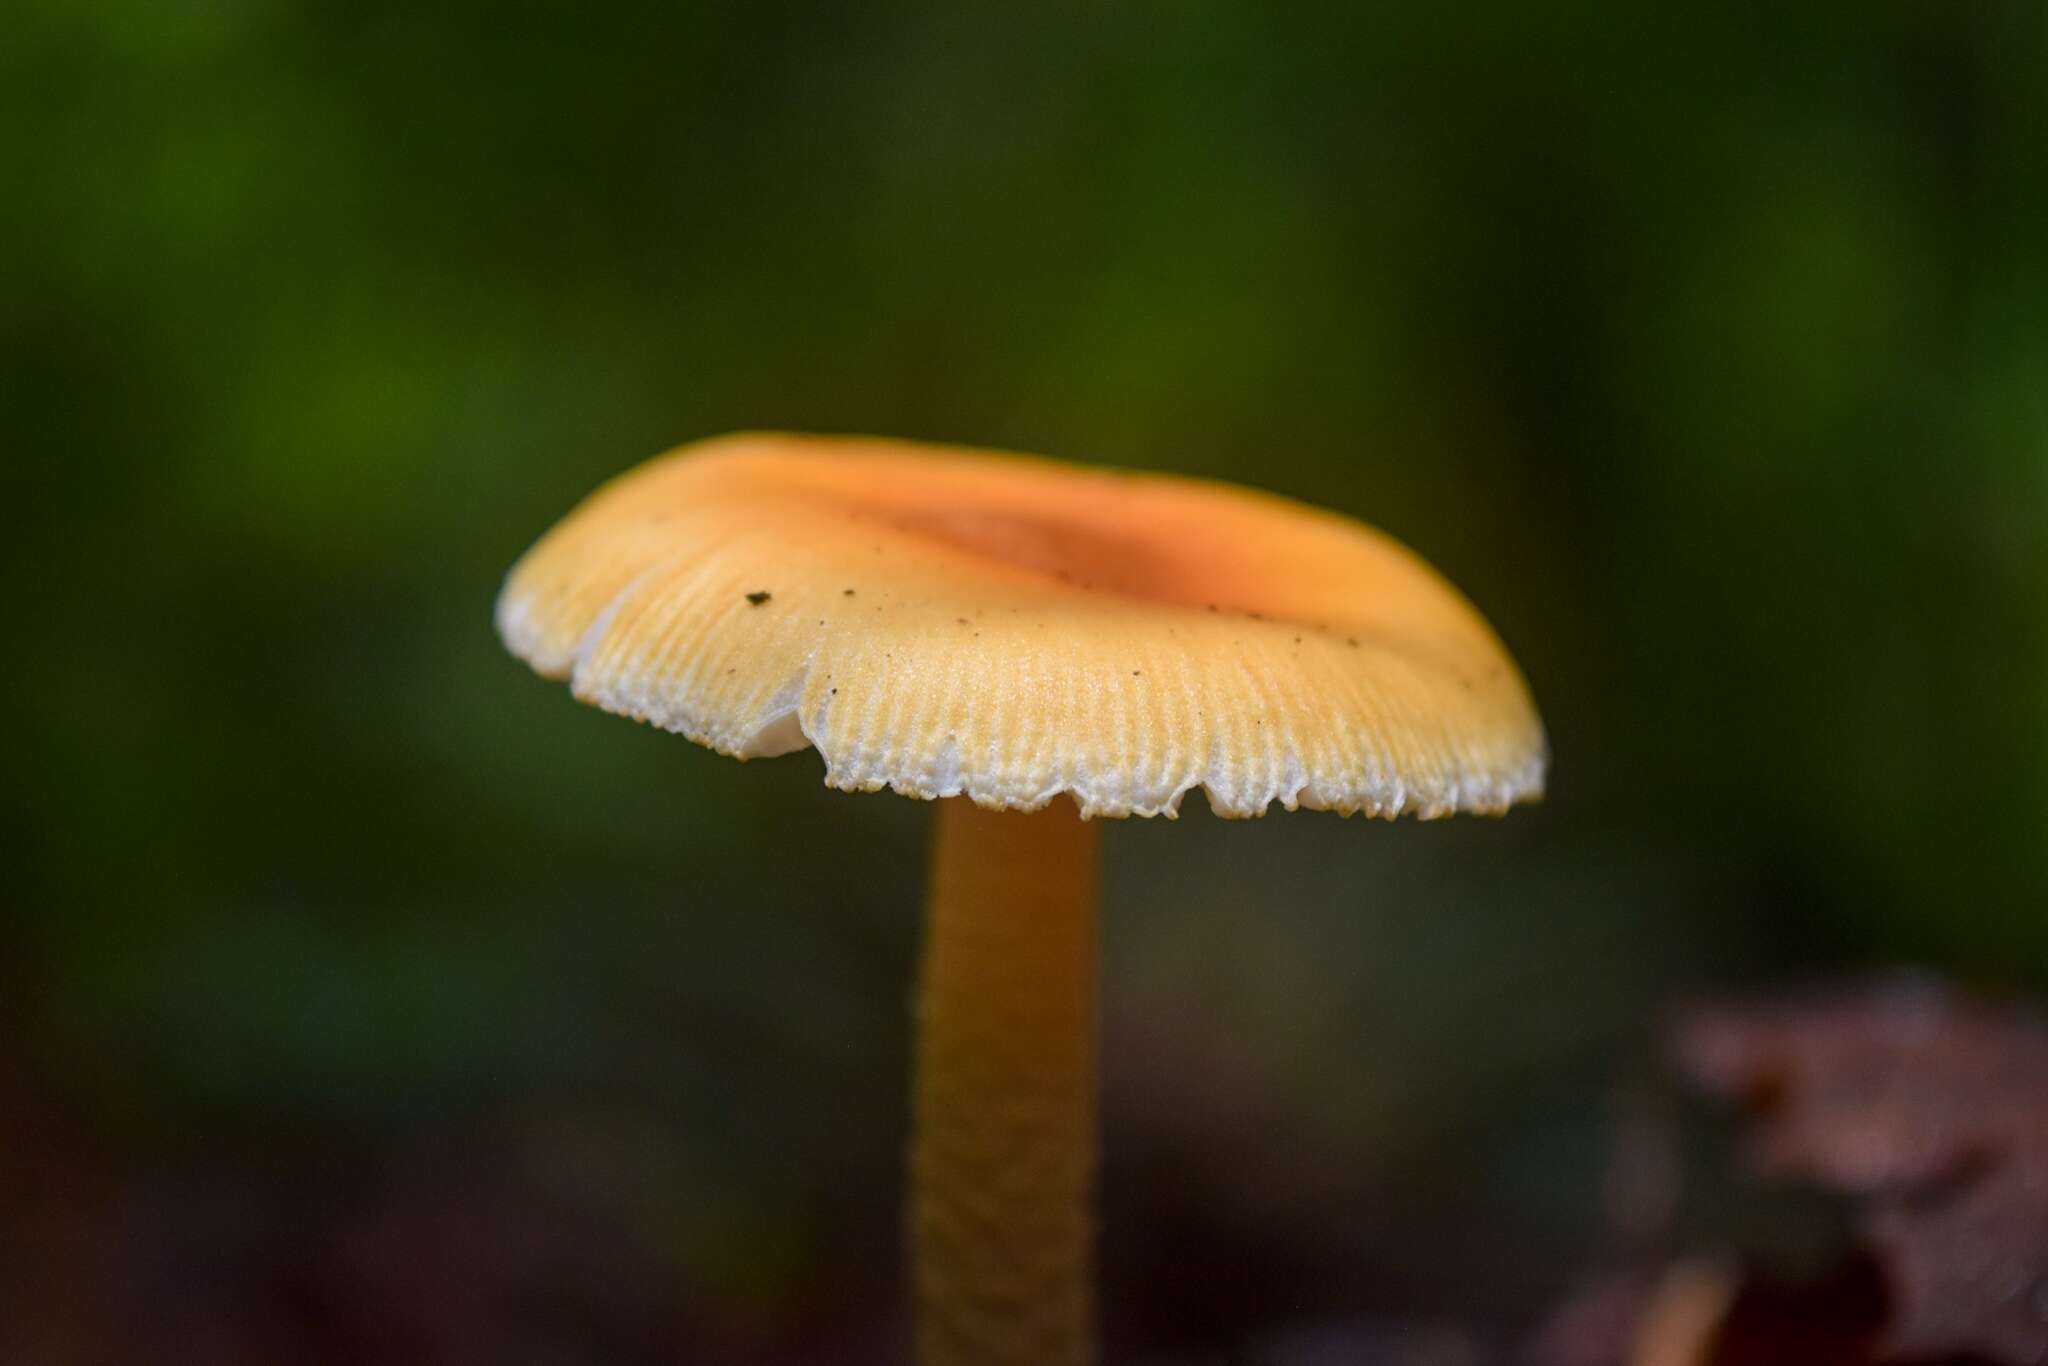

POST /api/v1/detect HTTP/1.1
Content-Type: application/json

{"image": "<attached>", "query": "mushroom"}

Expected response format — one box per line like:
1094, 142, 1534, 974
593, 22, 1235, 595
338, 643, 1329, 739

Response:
496, 432, 1546, 1365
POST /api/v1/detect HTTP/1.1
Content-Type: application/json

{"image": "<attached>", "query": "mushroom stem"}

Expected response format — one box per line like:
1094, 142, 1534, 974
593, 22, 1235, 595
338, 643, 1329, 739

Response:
914, 797, 1100, 1366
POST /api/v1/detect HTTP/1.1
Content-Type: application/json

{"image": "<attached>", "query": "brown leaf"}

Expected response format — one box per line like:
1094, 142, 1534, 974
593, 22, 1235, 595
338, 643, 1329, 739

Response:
1672, 977, 2048, 1365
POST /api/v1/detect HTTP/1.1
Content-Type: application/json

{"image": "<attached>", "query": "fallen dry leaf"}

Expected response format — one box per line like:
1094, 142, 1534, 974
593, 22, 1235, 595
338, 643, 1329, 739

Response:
1673, 977, 2048, 1365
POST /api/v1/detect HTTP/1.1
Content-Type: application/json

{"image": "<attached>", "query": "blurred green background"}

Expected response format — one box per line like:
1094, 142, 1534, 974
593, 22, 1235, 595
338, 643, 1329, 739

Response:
6, 1, 2045, 1362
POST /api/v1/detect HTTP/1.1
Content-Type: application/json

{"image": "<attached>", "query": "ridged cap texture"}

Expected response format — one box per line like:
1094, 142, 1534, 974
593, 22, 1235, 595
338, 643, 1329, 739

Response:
497, 433, 1546, 819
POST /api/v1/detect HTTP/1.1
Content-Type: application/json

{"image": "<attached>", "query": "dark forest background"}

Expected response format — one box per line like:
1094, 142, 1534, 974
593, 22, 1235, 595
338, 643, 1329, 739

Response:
6, 1, 2045, 1361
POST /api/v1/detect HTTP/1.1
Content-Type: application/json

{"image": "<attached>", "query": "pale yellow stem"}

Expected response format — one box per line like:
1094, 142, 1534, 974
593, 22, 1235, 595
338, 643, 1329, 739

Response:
913, 798, 1100, 1366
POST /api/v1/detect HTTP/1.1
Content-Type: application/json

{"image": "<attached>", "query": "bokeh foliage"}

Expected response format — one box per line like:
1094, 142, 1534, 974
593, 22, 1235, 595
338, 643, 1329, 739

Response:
6, 0, 2045, 1358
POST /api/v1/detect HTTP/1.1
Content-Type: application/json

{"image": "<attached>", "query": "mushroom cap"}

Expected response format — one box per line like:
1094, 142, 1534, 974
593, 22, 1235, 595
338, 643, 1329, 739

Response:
497, 433, 1546, 820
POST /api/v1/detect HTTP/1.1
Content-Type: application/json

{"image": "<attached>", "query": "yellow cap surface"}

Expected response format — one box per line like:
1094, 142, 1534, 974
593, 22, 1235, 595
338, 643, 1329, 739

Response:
497, 433, 1546, 819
